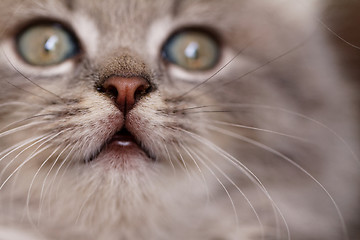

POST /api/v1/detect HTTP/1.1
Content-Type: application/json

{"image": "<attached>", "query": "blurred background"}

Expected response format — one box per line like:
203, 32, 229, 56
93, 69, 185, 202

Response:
323, 0, 360, 238
324, 0, 360, 104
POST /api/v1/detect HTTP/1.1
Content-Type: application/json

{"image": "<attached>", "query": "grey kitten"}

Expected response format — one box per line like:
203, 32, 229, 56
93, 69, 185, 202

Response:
0, 0, 359, 239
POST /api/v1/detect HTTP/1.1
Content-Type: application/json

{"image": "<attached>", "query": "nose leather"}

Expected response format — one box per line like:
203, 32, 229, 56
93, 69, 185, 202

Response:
103, 76, 150, 114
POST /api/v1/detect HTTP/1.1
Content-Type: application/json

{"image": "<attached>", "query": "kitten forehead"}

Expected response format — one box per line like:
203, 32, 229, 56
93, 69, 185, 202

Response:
0, 0, 318, 40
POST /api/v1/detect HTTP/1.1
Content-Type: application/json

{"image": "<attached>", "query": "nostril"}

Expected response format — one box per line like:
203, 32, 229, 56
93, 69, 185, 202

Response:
105, 85, 119, 100
102, 76, 150, 114
134, 85, 151, 102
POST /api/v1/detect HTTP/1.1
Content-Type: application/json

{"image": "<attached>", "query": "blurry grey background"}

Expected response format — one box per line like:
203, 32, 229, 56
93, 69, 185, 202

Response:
325, 0, 360, 101
324, 0, 360, 237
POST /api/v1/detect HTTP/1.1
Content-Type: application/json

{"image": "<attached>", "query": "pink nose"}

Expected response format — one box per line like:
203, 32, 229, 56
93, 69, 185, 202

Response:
103, 76, 150, 114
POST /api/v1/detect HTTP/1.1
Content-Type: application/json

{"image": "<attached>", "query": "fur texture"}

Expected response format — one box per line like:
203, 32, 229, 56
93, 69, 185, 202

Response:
0, 0, 359, 239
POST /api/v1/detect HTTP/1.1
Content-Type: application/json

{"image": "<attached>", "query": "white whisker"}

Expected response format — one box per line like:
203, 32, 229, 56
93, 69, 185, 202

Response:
178, 141, 210, 200
75, 182, 98, 224
0, 131, 62, 178
0, 102, 40, 108
47, 145, 76, 208
0, 121, 46, 138
163, 143, 176, 174
0, 137, 44, 159
186, 103, 359, 166
54, 153, 77, 200
185, 145, 240, 228
0, 114, 53, 135
179, 128, 290, 239
38, 144, 70, 222
0, 143, 51, 191
0, 134, 48, 178
192, 147, 265, 240
26, 145, 62, 222
8, 170, 21, 222
209, 124, 348, 240
208, 119, 309, 142
172, 143, 192, 179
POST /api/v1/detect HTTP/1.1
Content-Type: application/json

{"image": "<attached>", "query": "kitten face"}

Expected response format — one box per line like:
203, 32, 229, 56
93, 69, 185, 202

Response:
0, 0, 359, 239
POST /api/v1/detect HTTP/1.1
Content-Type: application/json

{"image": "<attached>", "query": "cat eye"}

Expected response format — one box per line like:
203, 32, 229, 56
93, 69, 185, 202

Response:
162, 30, 219, 71
16, 23, 80, 66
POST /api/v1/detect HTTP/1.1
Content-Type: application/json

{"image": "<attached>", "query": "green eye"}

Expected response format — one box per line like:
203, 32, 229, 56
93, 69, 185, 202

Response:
16, 23, 80, 66
162, 30, 220, 71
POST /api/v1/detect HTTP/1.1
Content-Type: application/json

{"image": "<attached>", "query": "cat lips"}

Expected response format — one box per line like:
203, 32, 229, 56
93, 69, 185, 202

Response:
109, 128, 137, 147
88, 127, 153, 163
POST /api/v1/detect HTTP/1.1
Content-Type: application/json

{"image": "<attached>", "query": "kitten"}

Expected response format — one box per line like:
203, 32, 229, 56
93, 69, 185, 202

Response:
0, 0, 359, 239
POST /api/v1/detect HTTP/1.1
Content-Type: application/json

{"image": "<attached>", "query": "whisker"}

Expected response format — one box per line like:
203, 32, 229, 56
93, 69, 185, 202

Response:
164, 143, 176, 174
0, 143, 51, 191
0, 132, 61, 179
2, 48, 64, 101
184, 145, 240, 228
54, 152, 77, 200
178, 128, 290, 239
38, 144, 71, 222
192, 146, 265, 240
0, 137, 42, 159
172, 105, 214, 113
175, 45, 249, 100
318, 20, 360, 50
179, 103, 359, 166
293, 1, 360, 50
178, 142, 210, 202
0, 135, 47, 168
0, 77, 48, 101
47, 145, 76, 206
172, 143, 191, 179
208, 124, 349, 240
0, 114, 54, 134
183, 38, 308, 100
26, 145, 62, 221
0, 121, 47, 138
0, 102, 41, 108
8, 169, 21, 222
75, 182, 98, 224
207, 119, 309, 142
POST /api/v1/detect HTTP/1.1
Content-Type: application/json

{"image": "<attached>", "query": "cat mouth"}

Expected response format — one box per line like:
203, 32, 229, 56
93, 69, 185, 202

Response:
108, 128, 139, 148
88, 128, 154, 164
